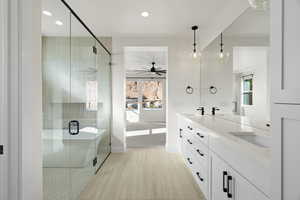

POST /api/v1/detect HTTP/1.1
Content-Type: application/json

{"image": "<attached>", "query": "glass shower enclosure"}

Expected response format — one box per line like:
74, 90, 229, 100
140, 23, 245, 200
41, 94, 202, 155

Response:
42, 0, 112, 199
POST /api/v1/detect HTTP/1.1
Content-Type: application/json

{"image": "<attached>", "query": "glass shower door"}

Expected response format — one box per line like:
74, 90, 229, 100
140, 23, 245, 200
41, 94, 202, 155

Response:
96, 43, 112, 165
68, 15, 98, 200
42, 1, 72, 200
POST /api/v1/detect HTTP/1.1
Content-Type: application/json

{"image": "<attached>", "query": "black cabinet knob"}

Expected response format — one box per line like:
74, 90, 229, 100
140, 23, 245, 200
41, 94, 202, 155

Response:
187, 139, 193, 145
187, 158, 193, 165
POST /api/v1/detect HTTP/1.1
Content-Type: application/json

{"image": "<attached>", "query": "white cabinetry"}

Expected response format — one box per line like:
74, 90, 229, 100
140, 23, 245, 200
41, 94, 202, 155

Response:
271, 0, 300, 199
178, 116, 209, 199
233, 47, 268, 74
272, 104, 300, 200
177, 115, 270, 200
211, 153, 269, 200
271, 0, 300, 104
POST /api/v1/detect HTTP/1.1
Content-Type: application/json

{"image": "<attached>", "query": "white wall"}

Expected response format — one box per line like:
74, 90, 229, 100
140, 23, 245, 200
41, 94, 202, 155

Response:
5, 0, 43, 199
112, 37, 201, 152
200, 36, 270, 120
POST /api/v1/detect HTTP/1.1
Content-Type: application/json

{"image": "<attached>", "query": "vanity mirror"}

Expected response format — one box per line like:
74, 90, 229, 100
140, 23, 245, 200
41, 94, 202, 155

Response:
200, 7, 270, 129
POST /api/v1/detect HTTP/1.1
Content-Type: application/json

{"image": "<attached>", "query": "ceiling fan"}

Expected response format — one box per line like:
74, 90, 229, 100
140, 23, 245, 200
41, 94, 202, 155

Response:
145, 62, 167, 76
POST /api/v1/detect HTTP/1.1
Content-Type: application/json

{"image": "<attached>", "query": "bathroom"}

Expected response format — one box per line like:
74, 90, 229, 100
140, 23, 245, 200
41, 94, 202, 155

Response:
1, 0, 300, 200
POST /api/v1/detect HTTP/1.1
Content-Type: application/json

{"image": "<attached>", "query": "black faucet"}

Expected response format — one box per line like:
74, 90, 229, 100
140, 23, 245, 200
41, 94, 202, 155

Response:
212, 107, 220, 115
197, 107, 205, 115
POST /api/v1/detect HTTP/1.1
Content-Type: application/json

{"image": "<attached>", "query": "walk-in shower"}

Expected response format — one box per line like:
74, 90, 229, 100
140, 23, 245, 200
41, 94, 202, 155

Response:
42, 0, 112, 199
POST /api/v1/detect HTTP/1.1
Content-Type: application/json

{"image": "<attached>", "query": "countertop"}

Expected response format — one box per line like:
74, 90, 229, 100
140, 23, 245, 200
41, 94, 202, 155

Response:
178, 113, 271, 197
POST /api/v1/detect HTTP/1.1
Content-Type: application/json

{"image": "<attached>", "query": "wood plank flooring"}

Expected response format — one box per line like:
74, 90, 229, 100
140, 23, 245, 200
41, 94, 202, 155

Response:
79, 147, 204, 200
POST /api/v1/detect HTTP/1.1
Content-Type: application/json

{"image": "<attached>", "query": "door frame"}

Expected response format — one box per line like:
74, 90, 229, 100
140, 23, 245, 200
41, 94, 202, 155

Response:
0, 0, 8, 199
2, 0, 43, 199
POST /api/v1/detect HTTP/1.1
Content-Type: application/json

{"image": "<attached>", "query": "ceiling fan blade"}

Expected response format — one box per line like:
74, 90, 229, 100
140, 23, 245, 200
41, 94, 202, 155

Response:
156, 70, 167, 73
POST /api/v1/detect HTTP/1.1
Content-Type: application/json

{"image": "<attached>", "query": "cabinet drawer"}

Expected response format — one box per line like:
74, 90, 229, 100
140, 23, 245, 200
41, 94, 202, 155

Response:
191, 141, 209, 168
191, 159, 209, 199
192, 127, 209, 146
182, 135, 209, 169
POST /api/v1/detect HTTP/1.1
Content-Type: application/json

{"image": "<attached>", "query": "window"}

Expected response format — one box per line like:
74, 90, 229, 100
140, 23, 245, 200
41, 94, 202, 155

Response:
86, 81, 98, 111
141, 81, 163, 109
126, 81, 139, 122
126, 81, 139, 111
241, 75, 253, 106
126, 80, 164, 122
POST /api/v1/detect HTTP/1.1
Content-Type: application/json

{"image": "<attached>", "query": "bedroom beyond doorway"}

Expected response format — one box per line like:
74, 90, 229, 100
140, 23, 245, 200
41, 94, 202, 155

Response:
124, 47, 168, 148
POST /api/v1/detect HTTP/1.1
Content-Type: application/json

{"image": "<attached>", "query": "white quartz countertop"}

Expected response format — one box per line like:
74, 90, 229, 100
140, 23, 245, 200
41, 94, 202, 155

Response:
178, 113, 271, 196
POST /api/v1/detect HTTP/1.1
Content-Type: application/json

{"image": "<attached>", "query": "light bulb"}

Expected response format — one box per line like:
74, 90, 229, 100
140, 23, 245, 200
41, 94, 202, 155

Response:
193, 52, 198, 58
219, 52, 224, 59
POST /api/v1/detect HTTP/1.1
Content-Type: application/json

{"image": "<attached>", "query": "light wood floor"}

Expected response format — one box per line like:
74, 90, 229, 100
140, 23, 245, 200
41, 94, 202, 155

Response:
79, 147, 204, 200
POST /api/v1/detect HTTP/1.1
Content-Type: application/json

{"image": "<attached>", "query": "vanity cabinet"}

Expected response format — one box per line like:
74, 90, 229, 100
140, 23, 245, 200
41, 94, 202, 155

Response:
211, 153, 269, 200
177, 114, 270, 200
178, 117, 209, 199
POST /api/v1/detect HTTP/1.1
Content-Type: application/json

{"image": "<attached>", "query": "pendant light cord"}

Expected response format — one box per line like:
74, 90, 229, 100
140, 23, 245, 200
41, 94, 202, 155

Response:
220, 33, 224, 53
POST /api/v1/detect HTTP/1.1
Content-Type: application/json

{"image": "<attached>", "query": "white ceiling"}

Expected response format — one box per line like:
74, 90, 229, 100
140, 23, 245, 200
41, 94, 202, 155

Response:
223, 8, 270, 37
125, 47, 168, 70
42, 0, 238, 37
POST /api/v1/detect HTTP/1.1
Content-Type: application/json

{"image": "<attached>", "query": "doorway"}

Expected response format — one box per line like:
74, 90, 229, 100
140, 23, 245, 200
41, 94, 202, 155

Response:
124, 47, 168, 148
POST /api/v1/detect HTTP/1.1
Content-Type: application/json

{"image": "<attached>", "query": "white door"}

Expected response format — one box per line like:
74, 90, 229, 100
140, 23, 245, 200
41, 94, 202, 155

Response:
271, 0, 300, 104
211, 153, 230, 200
0, 0, 8, 199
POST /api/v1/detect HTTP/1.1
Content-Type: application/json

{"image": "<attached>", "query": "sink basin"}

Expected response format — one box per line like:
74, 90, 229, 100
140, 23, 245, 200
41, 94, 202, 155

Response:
229, 132, 270, 148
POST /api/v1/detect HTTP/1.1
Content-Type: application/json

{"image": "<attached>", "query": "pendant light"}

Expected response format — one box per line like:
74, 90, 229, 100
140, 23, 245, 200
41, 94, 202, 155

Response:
219, 33, 224, 59
191, 25, 199, 59
218, 33, 229, 63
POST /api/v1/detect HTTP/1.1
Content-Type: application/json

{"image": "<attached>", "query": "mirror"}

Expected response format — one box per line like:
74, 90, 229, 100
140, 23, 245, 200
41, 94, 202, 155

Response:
200, 8, 270, 130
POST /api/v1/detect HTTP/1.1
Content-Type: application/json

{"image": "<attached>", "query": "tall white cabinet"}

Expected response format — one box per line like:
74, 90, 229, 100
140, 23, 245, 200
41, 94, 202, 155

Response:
271, 0, 300, 199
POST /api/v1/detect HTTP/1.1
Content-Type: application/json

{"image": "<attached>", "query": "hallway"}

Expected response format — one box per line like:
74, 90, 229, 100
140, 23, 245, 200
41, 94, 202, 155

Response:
79, 147, 204, 200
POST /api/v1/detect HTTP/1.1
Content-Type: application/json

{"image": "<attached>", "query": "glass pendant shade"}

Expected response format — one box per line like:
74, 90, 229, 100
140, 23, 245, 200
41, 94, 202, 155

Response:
248, 0, 268, 10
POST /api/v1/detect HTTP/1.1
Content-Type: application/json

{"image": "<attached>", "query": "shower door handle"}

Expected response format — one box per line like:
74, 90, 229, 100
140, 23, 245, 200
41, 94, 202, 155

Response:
0, 145, 3, 155
69, 120, 80, 135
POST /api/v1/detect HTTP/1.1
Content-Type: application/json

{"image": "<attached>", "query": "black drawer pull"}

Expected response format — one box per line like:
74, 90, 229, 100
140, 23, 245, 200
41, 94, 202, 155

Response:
187, 139, 193, 145
196, 149, 204, 157
196, 172, 204, 182
187, 126, 193, 130
179, 128, 183, 138
197, 132, 204, 138
227, 175, 233, 198
223, 171, 228, 193
187, 158, 193, 165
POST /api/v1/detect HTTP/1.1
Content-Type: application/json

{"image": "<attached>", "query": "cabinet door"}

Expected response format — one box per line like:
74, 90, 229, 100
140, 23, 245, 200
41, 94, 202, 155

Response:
211, 153, 229, 200
229, 168, 269, 200
272, 104, 300, 200
271, 0, 300, 103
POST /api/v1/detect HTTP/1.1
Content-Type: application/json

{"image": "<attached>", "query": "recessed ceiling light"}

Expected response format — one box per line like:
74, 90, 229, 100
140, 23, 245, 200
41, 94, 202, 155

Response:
141, 12, 150, 17
55, 20, 63, 26
42, 10, 52, 16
